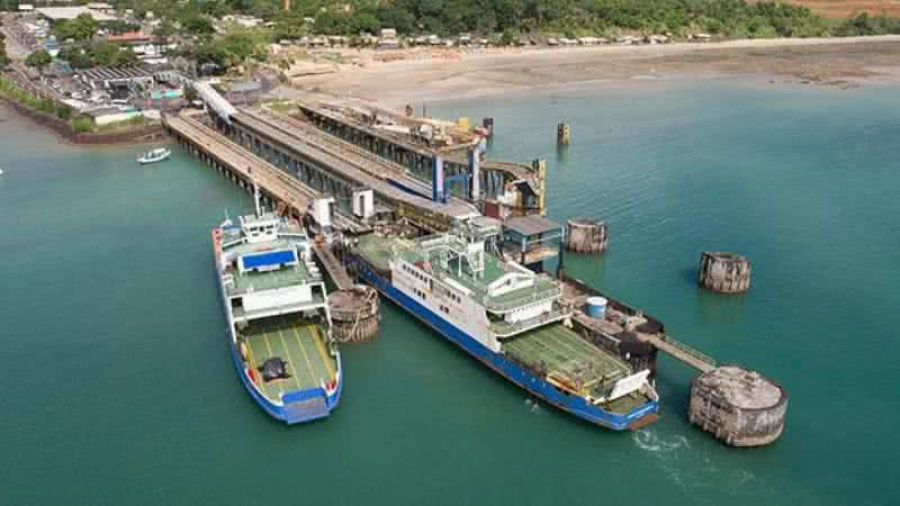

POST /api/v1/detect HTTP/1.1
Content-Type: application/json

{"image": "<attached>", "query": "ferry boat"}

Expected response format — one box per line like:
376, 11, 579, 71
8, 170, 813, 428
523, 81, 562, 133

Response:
348, 221, 659, 430
212, 189, 342, 424
137, 148, 171, 164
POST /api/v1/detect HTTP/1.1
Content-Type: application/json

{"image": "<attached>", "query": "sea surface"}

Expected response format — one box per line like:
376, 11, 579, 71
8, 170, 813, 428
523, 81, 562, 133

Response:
1, 81, 898, 505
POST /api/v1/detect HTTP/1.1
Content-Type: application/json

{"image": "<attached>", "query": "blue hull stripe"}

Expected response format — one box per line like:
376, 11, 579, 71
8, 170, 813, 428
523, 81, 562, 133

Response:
355, 261, 658, 430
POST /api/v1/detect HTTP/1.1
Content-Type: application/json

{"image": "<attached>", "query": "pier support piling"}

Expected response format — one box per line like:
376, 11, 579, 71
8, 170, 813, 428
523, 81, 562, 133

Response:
689, 366, 788, 447
557, 123, 571, 145
699, 252, 751, 293
565, 219, 608, 253
482, 117, 494, 138
328, 286, 380, 343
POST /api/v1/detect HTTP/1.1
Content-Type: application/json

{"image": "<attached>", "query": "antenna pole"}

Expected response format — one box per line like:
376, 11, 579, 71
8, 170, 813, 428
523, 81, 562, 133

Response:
253, 180, 262, 217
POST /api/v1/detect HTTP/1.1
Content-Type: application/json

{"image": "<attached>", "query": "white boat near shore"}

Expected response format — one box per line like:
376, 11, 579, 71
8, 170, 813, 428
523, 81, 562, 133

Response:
137, 148, 171, 165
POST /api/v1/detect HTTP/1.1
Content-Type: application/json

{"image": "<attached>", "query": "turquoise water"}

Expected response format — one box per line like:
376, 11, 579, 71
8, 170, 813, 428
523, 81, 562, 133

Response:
1, 81, 898, 505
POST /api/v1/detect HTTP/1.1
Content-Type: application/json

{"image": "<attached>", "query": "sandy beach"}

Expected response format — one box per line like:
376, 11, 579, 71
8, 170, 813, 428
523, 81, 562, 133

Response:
288, 35, 900, 108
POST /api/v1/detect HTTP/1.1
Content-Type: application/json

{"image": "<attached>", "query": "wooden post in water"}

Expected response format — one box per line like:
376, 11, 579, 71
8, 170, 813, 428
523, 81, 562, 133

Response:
557, 123, 571, 145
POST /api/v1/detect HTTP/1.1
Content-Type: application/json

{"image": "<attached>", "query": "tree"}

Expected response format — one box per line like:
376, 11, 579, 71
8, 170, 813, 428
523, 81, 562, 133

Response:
25, 50, 53, 70
153, 19, 177, 38
51, 13, 99, 41
184, 85, 198, 102
58, 46, 93, 69
106, 20, 141, 35
182, 15, 215, 36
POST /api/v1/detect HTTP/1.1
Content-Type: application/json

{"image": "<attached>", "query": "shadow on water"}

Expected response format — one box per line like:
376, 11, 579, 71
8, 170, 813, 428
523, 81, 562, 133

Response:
697, 287, 749, 326
680, 267, 749, 325
556, 144, 569, 163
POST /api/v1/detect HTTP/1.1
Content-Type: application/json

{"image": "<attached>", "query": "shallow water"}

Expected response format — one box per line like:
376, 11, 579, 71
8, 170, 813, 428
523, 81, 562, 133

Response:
1, 81, 898, 505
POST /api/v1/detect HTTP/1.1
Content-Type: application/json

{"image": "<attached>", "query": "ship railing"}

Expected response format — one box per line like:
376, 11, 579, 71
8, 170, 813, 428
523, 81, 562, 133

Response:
484, 287, 561, 313
490, 308, 571, 338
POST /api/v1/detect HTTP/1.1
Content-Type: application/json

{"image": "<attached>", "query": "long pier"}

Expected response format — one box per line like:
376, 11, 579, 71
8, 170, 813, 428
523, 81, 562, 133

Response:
164, 112, 319, 217
245, 108, 409, 180
228, 109, 479, 231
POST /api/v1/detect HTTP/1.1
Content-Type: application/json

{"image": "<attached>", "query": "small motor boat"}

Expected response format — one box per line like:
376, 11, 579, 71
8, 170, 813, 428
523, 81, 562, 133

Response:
137, 148, 171, 165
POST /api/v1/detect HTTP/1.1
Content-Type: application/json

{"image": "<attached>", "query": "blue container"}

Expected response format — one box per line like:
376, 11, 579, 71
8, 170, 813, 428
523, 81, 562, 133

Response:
585, 296, 608, 319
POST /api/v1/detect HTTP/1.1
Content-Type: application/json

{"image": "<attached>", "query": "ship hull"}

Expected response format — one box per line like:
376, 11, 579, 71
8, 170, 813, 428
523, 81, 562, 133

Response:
216, 264, 342, 425
352, 258, 658, 430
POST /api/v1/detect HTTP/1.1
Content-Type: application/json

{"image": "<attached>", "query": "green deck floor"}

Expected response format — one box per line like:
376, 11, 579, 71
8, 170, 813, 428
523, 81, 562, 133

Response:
242, 317, 336, 401
503, 324, 629, 385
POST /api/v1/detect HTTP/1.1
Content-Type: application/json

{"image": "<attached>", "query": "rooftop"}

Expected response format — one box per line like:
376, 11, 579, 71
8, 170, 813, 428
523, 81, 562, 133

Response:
504, 215, 562, 237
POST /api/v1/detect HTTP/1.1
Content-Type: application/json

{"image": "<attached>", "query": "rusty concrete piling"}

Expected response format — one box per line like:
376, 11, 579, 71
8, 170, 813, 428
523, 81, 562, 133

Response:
557, 123, 571, 145
328, 285, 380, 343
482, 117, 494, 138
689, 366, 788, 447
699, 252, 751, 293
565, 218, 608, 253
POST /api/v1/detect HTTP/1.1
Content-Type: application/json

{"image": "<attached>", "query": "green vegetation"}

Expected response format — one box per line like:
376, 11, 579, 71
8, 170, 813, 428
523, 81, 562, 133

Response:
90, 0, 899, 75
25, 50, 53, 70
59, 42, 139, 69
834, 12, 900, 36
95, 114, 147, 131
106, 20, 142, 35
116, 0, 900, 41
183, 26, 270, 69
0, 34, 10, 69
183, 85, 198, 102
71, 115, 95, 133
51, 13, 100, 41
0, 75, 75, 123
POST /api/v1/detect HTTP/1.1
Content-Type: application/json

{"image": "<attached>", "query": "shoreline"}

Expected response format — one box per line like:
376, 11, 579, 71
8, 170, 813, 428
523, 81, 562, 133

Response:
286, 35, 900, 109
0, 98, 166, 148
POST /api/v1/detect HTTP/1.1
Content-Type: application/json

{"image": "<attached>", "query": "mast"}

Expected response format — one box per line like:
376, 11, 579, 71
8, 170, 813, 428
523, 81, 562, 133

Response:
253, 179, 262, 217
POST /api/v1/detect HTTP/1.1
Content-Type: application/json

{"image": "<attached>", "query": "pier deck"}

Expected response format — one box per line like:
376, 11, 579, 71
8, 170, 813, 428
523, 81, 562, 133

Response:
164, 113, 321, 214
231, 111, 479, 223
312, 243, 355, 291
248, 108, 409, 180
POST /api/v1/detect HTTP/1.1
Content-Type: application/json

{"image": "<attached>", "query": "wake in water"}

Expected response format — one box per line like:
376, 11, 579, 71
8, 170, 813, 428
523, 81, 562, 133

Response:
524, 398, 542, 415
632, 429, 765, 497
632, 429, 690, 454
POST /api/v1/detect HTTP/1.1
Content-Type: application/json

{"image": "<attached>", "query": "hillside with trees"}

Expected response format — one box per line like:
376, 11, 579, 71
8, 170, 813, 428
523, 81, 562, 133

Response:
112, 0, 894, 39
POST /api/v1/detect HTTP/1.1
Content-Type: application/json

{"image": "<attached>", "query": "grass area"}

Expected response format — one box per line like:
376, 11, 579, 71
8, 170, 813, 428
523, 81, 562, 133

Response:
94, 114, 149, 132
265, 100, 297, 113
0, 75, 73, 122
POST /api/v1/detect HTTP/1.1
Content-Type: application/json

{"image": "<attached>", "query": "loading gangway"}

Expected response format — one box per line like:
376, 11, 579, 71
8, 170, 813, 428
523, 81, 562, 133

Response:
192, 81, 236, 123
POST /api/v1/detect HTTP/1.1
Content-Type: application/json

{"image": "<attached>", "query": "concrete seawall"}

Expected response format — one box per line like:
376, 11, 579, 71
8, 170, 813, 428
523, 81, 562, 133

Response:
0, 98, 165, 146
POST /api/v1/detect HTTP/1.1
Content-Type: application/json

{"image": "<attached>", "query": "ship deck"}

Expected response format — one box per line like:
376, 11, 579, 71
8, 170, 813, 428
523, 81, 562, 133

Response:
228, 263, 315, 296
357, 233, 407, 272
240, 316, 337, 401
503, 324, 633, 399
356, 233, 559, 309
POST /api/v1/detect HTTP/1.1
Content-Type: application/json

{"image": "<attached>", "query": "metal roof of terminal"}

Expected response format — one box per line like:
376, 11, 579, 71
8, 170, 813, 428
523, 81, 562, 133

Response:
504, 215, 562, 236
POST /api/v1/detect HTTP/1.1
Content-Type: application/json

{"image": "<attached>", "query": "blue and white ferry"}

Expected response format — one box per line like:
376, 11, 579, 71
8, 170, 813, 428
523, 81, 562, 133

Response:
349, 221, 658, 430
212, 191, 342, 424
